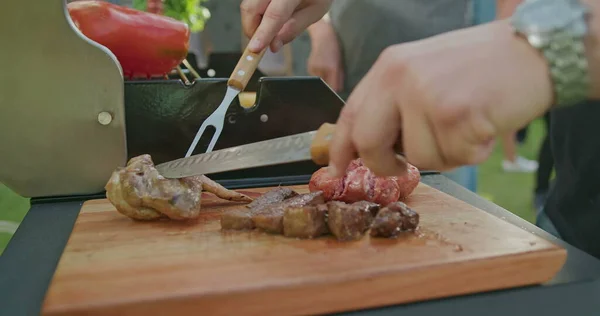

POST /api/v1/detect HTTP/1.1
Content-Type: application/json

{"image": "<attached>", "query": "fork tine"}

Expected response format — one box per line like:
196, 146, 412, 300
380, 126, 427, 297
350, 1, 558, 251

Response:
205, 124, 223, 153
185, 120, 211, 157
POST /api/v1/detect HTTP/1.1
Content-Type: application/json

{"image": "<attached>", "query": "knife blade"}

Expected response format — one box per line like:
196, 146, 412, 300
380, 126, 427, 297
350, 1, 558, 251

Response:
156, 123, 337, 178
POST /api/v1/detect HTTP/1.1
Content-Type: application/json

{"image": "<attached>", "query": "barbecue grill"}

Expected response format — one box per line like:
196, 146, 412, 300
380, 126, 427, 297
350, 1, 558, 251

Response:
1, 1, 600, 316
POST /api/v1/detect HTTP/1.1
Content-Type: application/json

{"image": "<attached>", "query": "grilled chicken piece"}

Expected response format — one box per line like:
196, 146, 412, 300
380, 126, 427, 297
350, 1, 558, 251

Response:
199, 175, 253, 203
106, 154, 252, 221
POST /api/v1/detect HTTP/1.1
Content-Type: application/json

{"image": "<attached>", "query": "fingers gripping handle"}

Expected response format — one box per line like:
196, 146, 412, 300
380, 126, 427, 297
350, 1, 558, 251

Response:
309, 123, 406, 166
310, 123, 336, 165
228, 47, 268, 91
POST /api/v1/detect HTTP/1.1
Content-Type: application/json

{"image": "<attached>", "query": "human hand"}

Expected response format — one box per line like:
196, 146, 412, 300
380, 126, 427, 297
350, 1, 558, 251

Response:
307, 19, 344, 92
328, 20, 554, 177
240, 0, 332, 53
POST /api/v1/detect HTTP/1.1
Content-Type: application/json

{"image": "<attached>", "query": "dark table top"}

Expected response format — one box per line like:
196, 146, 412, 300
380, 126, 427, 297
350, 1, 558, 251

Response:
1, 174, 600, 316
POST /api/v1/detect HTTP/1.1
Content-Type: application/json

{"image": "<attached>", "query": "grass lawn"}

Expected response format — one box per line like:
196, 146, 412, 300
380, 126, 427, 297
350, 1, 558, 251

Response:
477, 118, 546, 223
0, 183, 30, 255
0, 118, 547, 254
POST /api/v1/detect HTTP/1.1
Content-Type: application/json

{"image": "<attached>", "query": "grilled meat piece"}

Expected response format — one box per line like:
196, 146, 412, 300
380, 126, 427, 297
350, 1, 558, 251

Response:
283, 205, 329, 239
106, 154, 252, 221
252, 208, 286, 234
221, 209, 255, 230
219, 191, 325, 234
220, 187, 299, 230
326, 201, 374, 241
351, 201, 381, 217
281, 191, 326, 208
219, 184, 420, 242
247, 187, 299, 210
370, 202, 419, 238
253, 191, 325, 234
309, 158, 420, 206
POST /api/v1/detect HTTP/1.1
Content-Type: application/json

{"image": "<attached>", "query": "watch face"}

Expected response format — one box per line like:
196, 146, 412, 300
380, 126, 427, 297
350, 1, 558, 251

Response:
513, 0, 587, 34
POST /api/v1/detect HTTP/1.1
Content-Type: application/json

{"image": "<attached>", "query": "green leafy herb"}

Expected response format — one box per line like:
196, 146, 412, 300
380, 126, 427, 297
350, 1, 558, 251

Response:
132, 0, 211, 33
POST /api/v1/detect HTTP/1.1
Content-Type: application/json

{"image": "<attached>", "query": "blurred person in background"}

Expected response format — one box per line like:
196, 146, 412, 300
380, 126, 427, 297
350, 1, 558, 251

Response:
533, 111, 554, 212
516, 125, 528, 145
500, 131, 539, 172
305, 0, 479, 192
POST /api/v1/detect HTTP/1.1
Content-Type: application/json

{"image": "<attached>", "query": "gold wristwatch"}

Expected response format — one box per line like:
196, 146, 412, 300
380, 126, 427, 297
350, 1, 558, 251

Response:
511, 0, 591, 107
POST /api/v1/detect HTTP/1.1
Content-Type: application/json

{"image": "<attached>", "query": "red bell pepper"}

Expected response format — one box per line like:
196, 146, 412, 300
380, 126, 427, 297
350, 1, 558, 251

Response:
67, 1, 190, 79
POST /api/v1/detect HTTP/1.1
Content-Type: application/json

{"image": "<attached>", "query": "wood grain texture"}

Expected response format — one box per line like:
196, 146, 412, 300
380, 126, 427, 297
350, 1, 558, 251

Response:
227, 47, 267, 91
42, 183, 567, 316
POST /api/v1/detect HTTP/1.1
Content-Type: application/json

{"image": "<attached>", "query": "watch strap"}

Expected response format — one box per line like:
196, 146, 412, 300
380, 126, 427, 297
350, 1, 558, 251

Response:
544, 30, 591, 108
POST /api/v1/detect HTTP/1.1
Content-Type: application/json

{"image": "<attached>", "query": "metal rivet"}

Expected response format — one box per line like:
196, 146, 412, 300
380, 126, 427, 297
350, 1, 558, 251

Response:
97, 112, 112, 125
228, 115, 237, 124
260, 114, 268, 122
246, 55, 254, 61
237, 70, 246, 76
207, 69, 216, 77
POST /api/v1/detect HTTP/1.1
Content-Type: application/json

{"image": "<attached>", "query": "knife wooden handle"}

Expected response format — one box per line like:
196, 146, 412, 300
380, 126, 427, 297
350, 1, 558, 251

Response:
310, 123, 405, 166
310, 123, 336, 165
228, 46, 268, 91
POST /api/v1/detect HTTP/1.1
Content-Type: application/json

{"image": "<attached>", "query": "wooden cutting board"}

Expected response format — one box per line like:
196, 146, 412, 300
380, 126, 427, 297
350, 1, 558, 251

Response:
42, 183, 567, 316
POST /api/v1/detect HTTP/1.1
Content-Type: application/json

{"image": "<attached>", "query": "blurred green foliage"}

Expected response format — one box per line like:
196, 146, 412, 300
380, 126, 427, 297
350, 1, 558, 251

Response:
132, 0, 211, 32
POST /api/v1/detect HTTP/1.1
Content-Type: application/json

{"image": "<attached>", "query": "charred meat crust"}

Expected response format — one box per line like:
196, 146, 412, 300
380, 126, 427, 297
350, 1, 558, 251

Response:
326, 201, 375, 241
252, 208, 286, 234
221, 209, 255, 230
220, 190, 324, 235
247, 187, 299, 210
283, 205, 329, 239
370, 202, 419, 238
252, 191, 325, 234
350, 201, 381, 216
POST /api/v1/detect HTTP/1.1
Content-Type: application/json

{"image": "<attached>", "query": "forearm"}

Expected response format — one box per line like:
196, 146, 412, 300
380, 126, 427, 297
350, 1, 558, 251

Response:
307, 13, 331, 40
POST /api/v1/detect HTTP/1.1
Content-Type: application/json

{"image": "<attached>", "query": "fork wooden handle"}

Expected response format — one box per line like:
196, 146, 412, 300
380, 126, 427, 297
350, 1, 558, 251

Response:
310, 123, 404, 166
228, 46, 268, 91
